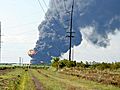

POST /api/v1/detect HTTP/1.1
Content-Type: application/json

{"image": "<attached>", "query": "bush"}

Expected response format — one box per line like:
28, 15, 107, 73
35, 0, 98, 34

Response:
76, 61, 85, 68
51, 57, 60, 70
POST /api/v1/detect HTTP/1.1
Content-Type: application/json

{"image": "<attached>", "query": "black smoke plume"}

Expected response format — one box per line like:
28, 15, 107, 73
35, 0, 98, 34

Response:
31, 0, 120, 64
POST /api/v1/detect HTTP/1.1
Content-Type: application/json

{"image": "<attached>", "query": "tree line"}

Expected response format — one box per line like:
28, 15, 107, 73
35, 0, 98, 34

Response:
51, 57, 120, 70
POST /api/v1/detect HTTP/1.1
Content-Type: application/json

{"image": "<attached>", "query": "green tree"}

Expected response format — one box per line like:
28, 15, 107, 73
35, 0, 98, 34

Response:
51, 57, 60, 70
59, 59, 68, 68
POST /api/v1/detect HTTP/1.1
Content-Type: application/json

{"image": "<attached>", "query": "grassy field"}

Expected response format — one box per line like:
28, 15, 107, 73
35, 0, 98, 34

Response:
0, 68, 35, 90
31, 69, 120, 90
59, 67, 120, 87
0, 67, 120, 90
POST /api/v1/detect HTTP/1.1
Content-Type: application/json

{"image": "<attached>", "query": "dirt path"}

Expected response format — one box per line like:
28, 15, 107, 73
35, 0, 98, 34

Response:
32, 76, 44, 90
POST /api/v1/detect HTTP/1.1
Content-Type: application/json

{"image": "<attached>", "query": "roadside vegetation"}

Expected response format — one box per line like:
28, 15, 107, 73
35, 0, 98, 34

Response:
51, 57, 120, 87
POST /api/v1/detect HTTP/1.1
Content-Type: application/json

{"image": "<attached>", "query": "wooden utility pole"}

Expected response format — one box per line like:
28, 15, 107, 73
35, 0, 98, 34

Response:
67, 0, 75, 61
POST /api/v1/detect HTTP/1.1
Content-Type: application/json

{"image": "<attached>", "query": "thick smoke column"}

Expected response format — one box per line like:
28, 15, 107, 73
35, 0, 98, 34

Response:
31, 0, 120, 64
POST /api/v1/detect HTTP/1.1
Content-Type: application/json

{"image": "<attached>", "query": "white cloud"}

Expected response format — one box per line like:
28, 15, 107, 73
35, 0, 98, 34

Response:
62, 30, 120, 63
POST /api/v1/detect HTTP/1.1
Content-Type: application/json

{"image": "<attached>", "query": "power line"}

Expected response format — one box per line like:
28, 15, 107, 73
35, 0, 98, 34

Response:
52, 0, 70, 31
63, 0, 68, 13
52, 0, 70, 33
63, 0, 71, 14
52, 0, 60, 18
62, 0, 71, 32
37, 0, 46, 14
41, 0, 60, 21
42, 0, 48, 9
37, 0, 66, 33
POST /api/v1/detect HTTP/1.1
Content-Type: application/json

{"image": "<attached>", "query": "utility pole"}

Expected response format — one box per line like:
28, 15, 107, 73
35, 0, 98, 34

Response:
0, 21, 1, 63
66, 0, 75, 61
19, 57, 22, 66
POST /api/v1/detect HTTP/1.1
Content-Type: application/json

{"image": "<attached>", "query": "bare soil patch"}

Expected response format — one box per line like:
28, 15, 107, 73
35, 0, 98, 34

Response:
32, 76, 44, 90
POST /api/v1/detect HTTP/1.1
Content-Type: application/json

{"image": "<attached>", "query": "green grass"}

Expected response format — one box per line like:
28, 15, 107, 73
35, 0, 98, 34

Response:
0, 68, 119, 90
0, 68, 22, 90
18, 70, 35, 90
0, 68, 35, 90
31, 69, 120, 90
31, 69, 69, 90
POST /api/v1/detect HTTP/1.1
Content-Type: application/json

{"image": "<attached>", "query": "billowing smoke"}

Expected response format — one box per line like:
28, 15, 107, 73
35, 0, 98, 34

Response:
31, 0, 120, 64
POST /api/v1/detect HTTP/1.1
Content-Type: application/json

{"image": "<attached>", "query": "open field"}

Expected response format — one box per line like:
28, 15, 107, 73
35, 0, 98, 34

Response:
31, 69, 120, 90
0, 66, 120, 90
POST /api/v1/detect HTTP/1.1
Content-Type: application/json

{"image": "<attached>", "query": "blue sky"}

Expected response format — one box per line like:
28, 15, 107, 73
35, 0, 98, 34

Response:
0, 0, 120, 63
